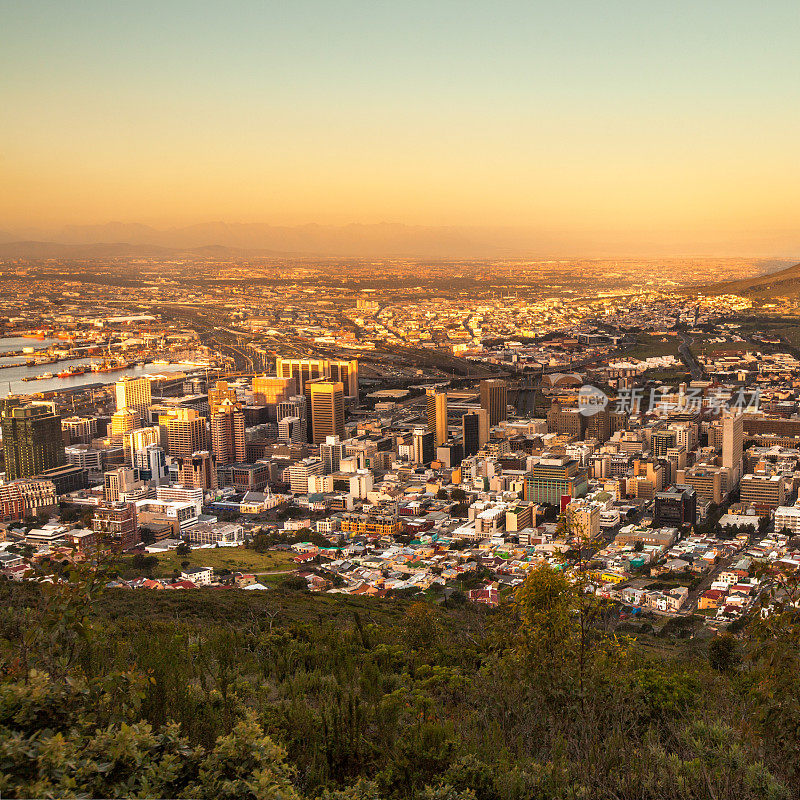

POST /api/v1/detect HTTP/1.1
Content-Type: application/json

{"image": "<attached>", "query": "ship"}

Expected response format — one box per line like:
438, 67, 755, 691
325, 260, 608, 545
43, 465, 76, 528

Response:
57, 365, 89, 378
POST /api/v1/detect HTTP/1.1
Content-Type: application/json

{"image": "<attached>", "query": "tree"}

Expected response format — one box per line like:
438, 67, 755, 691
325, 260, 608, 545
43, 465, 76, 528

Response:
450, 488, 466, 502
709, 633, 741, 672
436, 488, 449, 500
176, 542, 191, 556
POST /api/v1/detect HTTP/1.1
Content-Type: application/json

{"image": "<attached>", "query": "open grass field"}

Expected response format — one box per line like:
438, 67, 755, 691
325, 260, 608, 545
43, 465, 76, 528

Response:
621, 333, 680, 360
116, 546, 298, 579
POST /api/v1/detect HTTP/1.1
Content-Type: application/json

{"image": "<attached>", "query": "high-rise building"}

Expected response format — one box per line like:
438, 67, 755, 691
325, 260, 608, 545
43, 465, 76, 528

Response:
103, 466, 144, 502
276, 357, 358, 399
252, 374, 297, 404
1, 399, 65, 480
278, 416, 304, 444
288, 457, 324, 494
162, 408, 207, 458
462, 409, 489, 457
412, 428, 435, 465
652, 429, 677, 459
134, 444, 168, 484
426, 389, 448, 447
277, 395, 308, 442
210, 398, 246, 465
722, 412, 744, 488
115, 376, 152, 418
480, 379, 508, 427
654, 485, 697, 528
123, 425, 161, 466
111, 408, 141, 437
61, 416, 97, 445
523, 457, 589, 505
178, 450, 217, 490
208, 380, 238, 414
321, 435, 347, 473
309, 380, 345, 444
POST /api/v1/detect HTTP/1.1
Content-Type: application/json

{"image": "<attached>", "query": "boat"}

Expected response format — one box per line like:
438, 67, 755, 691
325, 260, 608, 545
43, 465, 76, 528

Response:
57, 366, 89, 378
39, 372, 54, 380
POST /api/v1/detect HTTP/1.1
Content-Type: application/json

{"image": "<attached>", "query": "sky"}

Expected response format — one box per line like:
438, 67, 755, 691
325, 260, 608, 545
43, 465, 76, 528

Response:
2, 0, 799, 254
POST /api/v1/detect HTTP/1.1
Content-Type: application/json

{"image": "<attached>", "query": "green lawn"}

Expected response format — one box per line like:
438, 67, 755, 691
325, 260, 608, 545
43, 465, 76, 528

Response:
621, 334, 680, 360
116, 547, 298, 579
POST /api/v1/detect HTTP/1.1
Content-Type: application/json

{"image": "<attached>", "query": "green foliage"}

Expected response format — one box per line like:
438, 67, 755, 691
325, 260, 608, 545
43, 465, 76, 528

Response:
0, 560, 798, 799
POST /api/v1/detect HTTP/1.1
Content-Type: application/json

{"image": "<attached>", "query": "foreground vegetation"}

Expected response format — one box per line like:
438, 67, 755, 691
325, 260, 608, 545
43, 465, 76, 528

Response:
1, 564, 799, 799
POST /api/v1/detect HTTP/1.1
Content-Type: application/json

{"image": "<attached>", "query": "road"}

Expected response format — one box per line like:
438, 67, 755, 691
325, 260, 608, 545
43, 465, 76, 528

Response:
677, 333, 704, 379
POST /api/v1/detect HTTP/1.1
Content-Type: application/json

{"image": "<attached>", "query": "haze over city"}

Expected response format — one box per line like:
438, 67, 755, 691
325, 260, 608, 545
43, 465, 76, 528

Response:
3, 0, 799, 256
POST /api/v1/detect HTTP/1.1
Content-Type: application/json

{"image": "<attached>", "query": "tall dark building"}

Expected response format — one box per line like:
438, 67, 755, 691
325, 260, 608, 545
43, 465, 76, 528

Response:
1, 398, 65, 480
654, 485, 697, 528
480, 379, 508, 427
462, 409, 489, 456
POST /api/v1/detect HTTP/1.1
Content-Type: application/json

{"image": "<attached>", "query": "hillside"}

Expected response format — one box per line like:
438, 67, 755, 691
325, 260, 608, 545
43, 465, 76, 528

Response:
700, 260, 800, 299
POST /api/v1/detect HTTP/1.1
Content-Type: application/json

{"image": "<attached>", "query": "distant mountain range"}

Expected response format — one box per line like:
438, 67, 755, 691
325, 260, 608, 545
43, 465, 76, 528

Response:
700, 261, 800, 299
0, 222, 502, 259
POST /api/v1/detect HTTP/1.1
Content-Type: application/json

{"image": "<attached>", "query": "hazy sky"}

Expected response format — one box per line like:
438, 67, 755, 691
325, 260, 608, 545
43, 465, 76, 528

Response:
2, 0, 799, 253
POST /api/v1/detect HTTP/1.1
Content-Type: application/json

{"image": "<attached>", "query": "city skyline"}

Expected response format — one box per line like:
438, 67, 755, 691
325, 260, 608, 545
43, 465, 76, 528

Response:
3, 0, 799, 256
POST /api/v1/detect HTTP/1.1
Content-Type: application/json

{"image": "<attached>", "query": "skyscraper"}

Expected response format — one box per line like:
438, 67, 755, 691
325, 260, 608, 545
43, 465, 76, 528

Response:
210, 398, 246, 465
178, 450, 218, 490
412, 428, 435, 465
426, 389, 448, 447
208, 380, 238, 414
462, 409, 489, 457
111, 408, 141, 437
320, 435, 347, 473
480, 379, 508, 427
1, 399, 65, 480
252, 375, 297, 419
309, 380, 345, 444
276, 357, 358, 399
277, 395, 308, 442
115, 376, 152, 419
722, 411, 744, 489
162, 408, 207, 458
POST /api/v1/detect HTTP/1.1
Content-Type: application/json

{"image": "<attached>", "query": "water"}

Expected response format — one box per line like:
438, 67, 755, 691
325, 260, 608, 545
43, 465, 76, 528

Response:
0, 336, 60, 354
0, 357, 196, 398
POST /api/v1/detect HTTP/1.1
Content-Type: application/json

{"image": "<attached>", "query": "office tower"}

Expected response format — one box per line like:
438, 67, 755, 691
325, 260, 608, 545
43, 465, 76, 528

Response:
480, 379, 508, 427
210, 398, 246, 465
722, 412, 744, 487
276, 357, 359, 399
277, 395, 308, 442
278, 416, 304, 444
61, 416, 97, 445
111, 408, 141, 437
178, 450, 217, 490
652, 429, 677, 459
1, 398, 65, 480
123, 425, 161, 466
321, 435, 347, 473
288, 457, 324, 493
252, 374, 297, 421
546, 402, 586, 438
309, 380, 345, 444
162, 408, 207, 458
436, 442, 463, 468
103, 466, 142, 502
523, 456, 589, 504
208, 380, 238, 414
654, 485, 697, 528
412, 428, 435, 465
115, 376, 152, 418
462, 409, 489, 457
134, 444, 168, 484
426, 389, 448, 447
327, 359, 359, 400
